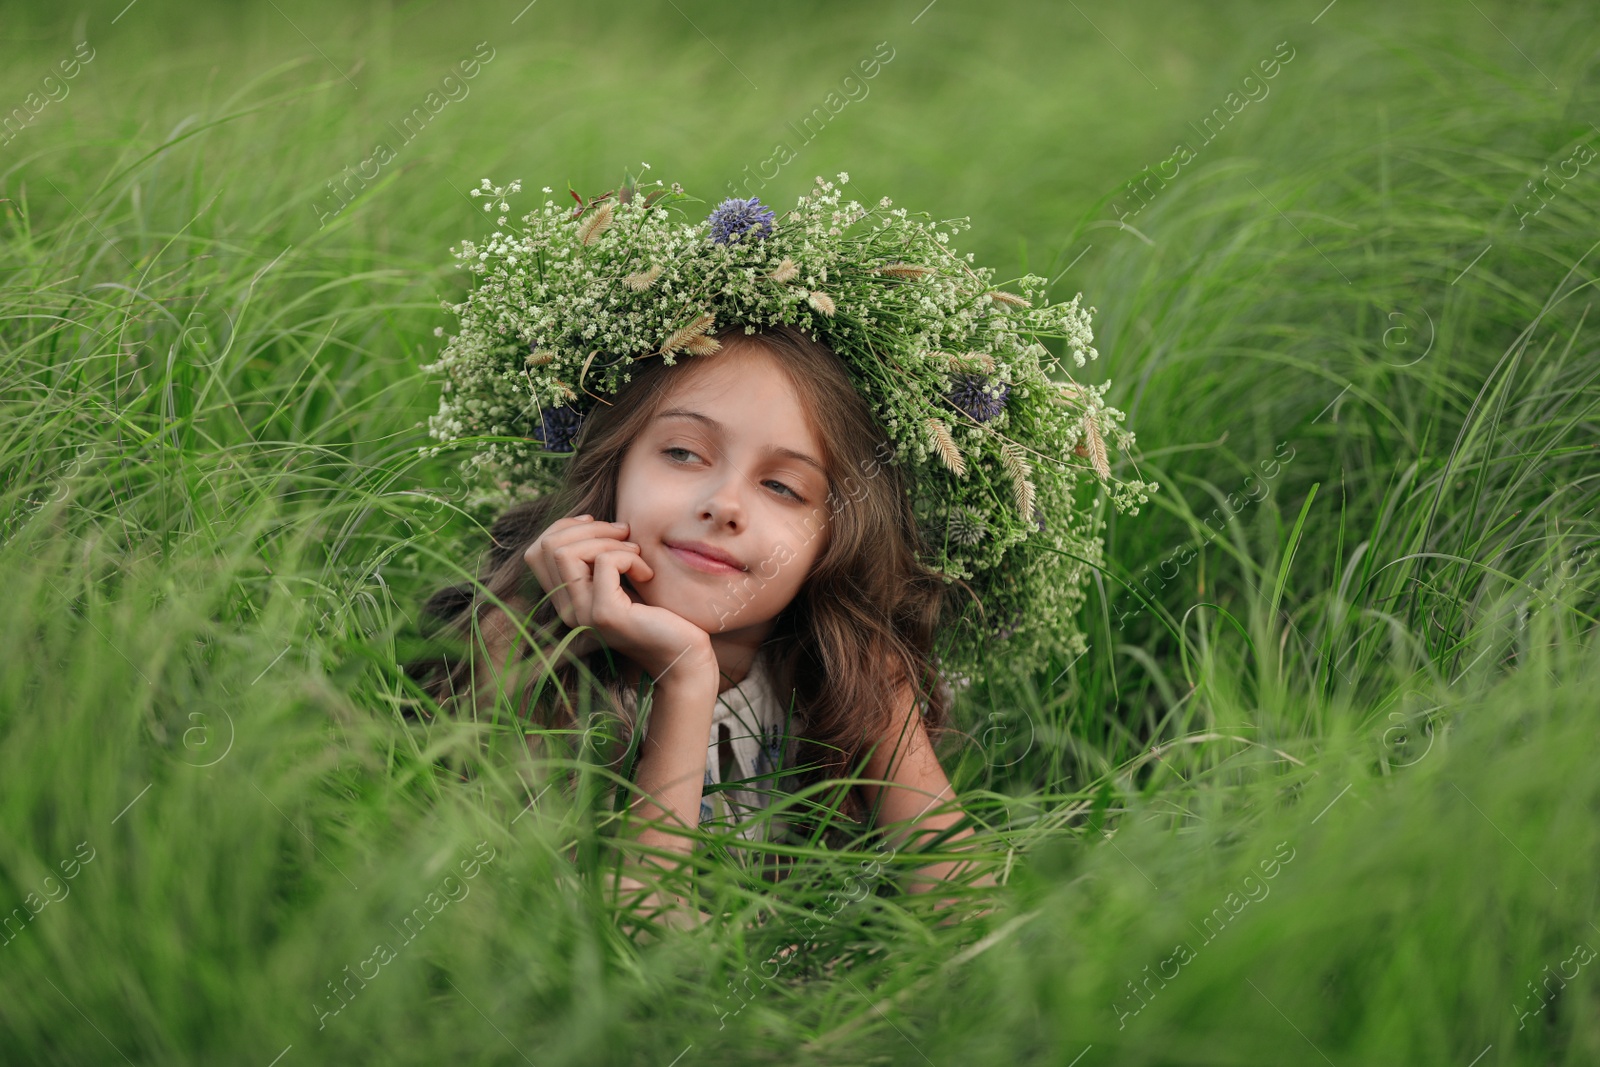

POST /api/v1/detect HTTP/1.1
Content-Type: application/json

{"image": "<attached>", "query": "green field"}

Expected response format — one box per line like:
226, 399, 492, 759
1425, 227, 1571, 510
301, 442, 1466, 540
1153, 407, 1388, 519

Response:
3, 0, 1599, 1063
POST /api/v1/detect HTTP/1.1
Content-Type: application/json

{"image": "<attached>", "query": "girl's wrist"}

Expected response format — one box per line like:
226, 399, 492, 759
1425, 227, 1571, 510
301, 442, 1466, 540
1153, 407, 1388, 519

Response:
645, 644, 719, 693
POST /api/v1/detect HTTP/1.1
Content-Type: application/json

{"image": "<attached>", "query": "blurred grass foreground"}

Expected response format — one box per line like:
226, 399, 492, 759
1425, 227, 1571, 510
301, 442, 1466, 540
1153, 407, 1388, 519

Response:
3, 0, 1600, 1064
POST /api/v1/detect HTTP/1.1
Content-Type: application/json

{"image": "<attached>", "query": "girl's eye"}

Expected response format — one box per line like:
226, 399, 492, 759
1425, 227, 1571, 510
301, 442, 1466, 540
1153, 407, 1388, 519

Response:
662, 448, 805, 502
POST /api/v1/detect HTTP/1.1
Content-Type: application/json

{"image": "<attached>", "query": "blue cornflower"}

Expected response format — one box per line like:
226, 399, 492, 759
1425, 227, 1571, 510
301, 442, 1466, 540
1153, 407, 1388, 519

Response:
946, 373, 1010, 423
708, 197, 776, 245
532, 403, 585, 452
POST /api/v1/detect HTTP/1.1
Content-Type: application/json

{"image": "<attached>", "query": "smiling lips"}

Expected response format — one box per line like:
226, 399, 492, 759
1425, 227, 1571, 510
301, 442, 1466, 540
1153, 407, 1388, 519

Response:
664, 540, 746, 575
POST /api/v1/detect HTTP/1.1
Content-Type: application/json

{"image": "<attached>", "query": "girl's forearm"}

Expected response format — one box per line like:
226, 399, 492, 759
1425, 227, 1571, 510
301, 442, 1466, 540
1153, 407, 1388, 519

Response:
896, 819, 992, 895
611, 665, 719, 915
899, 821, 995, 895
885, 811, 1000, 926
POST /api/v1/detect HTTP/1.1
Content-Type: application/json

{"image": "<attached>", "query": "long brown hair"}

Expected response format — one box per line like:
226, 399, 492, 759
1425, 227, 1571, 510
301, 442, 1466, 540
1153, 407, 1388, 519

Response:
404, 324, 960, 826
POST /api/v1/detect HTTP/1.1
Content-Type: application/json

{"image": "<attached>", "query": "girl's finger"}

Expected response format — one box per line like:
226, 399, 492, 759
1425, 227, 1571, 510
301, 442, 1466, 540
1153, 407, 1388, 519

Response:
617, 547, 652, 583
549, 542, 600, 627
530, 517, 592, 575
590, 550, 657, 631
537, 535, 639, 602
528, 523, 631, 573
586, 550, 626, 629
553, 517, 628, 541
532, 516, 623, 550
554, 532, 639, 555
529, 522, 635, 624
542, 522, 619, 557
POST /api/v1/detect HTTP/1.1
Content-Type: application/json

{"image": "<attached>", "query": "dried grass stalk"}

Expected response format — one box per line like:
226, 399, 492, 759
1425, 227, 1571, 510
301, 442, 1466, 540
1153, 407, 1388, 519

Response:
659, 312, 716, 355
1081, 416, 1111, 478
871, 262, 935, 278
623, 264, 663, 291
577, 202, 615, 246
986, 290, 1032, 308
1000, 441, 1034, 515
927, 418, 966, 476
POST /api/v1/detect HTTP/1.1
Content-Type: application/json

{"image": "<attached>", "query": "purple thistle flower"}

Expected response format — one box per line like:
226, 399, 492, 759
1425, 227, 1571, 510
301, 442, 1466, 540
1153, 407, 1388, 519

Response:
532, 403, 585, 452
946, 373, 1009, 423
708, 197, 776, 245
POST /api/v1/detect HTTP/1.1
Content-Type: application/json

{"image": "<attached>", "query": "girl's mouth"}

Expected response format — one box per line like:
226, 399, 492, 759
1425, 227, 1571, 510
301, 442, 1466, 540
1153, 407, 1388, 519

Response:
666, 544, 745, 575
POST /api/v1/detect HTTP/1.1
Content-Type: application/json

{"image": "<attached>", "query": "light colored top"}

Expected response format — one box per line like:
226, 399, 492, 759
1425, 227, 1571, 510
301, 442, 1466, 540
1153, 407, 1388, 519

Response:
623, 648, 799, 844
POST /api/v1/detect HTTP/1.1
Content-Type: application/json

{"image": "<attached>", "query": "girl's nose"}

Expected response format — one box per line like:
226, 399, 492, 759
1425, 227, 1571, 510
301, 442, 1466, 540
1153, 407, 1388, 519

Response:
699, 479, 747, 528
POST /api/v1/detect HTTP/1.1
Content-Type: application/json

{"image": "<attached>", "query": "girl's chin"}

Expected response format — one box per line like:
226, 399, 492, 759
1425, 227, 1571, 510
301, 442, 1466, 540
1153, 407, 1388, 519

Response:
627, 573, 772, 633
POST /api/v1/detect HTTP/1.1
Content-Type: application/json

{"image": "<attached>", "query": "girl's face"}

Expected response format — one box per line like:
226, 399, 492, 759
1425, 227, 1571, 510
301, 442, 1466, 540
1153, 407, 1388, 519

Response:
614, 343, 832, 642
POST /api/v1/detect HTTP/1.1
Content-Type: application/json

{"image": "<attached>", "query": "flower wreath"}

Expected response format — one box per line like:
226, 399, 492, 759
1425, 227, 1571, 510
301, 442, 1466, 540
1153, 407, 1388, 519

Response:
421, 169, 1157, 690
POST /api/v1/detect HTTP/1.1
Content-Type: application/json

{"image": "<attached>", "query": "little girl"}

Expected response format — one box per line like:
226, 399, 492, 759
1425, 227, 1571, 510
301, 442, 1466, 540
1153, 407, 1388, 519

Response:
412, 324, 991, 921
408, 173, 1147, 927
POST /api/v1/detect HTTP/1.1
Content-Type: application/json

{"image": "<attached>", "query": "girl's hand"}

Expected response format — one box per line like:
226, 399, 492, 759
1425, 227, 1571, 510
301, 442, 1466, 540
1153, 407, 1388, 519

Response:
524, 514, 712, 683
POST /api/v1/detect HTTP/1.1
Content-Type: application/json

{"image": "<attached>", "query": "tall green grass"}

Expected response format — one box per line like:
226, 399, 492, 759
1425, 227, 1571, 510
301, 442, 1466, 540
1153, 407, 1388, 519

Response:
2, 0, 1597, 1063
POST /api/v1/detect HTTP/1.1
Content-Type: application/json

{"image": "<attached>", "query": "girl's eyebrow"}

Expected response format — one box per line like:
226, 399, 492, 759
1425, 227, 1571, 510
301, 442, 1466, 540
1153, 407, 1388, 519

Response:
654, 408, 826, 476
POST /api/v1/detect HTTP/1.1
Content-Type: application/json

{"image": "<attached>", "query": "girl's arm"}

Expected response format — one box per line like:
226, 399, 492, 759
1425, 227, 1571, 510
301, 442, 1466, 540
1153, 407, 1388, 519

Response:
469, 600, 716, 931
857, 662, 998, 912
611, 658, 721, 932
